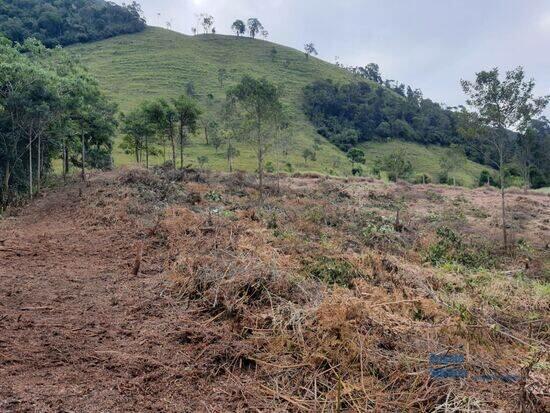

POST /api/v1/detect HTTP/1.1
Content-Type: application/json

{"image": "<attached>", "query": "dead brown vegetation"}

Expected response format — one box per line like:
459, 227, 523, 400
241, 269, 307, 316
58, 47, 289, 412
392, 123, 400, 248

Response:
1, 167, 548, 412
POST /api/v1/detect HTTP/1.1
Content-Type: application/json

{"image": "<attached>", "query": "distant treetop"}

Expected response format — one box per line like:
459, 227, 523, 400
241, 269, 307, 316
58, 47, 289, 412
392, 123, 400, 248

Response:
0, 0, 146, 47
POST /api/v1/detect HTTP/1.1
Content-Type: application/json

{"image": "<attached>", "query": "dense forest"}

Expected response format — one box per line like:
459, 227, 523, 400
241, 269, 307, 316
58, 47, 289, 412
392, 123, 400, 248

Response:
0, 35, 117, 207
0, 0, 146, 47
303, 79, 550, 188
303, 79, 462, 150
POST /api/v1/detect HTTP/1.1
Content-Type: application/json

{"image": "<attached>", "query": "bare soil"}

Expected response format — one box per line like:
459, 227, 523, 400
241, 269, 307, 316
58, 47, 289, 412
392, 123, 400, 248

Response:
0, 174, 214, 412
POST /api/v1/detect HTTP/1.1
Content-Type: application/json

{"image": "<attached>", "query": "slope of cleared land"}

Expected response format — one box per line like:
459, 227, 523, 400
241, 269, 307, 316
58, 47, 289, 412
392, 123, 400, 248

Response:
1, 169, 548, 411
69, 28, 489, 184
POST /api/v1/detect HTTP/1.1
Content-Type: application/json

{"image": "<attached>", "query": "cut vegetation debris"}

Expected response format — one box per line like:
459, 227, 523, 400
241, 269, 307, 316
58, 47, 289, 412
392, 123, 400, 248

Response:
4, 168, 546, 411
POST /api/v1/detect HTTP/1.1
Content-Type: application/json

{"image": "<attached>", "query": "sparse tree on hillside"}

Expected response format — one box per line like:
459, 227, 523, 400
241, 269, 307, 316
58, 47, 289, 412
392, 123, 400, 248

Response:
302, 148, 315, 165
144, 98, 175, 166
270, 47, 277, 62
197, 155, 208, 168
210, 132, 223, 153
347, 148, 365, 168
227, 76, 282, 201
218, 68, 227, 88
439, 144, 466, 185
247, 18, 264, 39
120, 106, 155, 166
231, 19, 246, 37
172, 94, 201, 168
220, 97, 242, 172
191, 27, 197, 36
200, 13, 214, 34
271, 108, 290, 192
461, 66, 549, 251
200, 94, 218, 145
374, 150, 413, 182
226, 141, 240, 172
304, 42, 318, 60
186, 82, 197, 98
261, 30, 269, 40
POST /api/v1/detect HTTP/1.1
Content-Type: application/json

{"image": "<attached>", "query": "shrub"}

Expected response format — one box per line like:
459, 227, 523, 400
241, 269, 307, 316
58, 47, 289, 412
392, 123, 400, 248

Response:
374, 150, 413, 182
425, 226, 493, 269
413, 173, 431, 184
304, 256, 364, 287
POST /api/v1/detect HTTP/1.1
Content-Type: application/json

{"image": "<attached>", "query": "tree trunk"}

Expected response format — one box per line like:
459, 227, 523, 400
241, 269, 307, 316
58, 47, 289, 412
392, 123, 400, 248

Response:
170, 127, 176, 168
63, 139, 68, 182
2, 163, 10, 207
257, 116, 263, 202
180, 134, 184, 170
81, 127, 86, 182
204, 125, 209, 145
37, 133, 41, 194
499, 151, 508, 252
29, 132, 33, 199
145, 135, 149, 169
523, 157, 530, 193
227, 137, 233, 173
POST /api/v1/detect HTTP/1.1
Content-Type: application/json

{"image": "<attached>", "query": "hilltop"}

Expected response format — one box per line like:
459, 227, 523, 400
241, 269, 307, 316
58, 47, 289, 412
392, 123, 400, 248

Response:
0, 168, 548, 411
69, 27, 488, 184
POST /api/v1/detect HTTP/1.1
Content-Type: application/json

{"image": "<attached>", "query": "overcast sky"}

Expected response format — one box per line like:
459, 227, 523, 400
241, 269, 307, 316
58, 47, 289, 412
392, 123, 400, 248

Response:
122, 0, 550, 113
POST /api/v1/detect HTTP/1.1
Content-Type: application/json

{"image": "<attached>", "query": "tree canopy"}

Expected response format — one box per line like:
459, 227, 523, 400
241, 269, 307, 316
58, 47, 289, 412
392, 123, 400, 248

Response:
0, 35, 117, 205
0, 0, 146, 47
303, 80, 461, 151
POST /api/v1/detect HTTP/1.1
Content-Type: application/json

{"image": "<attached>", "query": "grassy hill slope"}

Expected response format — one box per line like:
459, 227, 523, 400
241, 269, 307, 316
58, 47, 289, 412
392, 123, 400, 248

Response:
361, 140, 487, 187
70, 27, 354, 174
70, 27, 488, 185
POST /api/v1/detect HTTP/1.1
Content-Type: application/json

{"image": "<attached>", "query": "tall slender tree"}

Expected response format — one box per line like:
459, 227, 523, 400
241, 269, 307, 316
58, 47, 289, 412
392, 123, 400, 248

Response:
227, 76, 282, 201
172, 95, 201, 169
461, 67, 549, 251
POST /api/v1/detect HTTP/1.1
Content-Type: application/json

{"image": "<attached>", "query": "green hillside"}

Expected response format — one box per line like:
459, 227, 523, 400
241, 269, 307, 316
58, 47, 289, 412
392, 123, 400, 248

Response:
69, 27, 355, 174
69, 27, 488, 184
361, 140, 487, 187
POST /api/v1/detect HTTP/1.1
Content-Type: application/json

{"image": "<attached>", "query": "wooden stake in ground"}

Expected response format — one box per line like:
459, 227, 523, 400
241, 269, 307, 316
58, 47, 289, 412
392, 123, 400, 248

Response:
132, 241, 144, 275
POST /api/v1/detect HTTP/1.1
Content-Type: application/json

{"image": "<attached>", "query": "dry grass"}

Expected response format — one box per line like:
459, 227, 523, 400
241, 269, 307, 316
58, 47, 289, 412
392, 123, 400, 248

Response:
120, 167, 550, 412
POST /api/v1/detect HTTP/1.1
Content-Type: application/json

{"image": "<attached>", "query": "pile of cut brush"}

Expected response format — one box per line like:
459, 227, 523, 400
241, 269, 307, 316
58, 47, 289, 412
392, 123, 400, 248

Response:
123, 167, 549, 412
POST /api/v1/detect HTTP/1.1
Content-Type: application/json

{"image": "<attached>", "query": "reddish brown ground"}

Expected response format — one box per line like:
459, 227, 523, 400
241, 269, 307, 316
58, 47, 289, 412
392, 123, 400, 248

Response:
0, 174, 211, 412
0, 171, 548, 412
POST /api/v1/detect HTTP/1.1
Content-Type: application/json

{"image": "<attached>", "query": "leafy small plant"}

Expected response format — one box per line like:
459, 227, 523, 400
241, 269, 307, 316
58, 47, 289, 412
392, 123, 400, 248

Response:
425, 226, 493, 269
205, 190, 222, 202
305, 256, 364, 287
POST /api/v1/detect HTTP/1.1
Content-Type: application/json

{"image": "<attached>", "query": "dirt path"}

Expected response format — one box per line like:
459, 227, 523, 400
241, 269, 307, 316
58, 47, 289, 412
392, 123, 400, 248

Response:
0, 177, 202, 412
